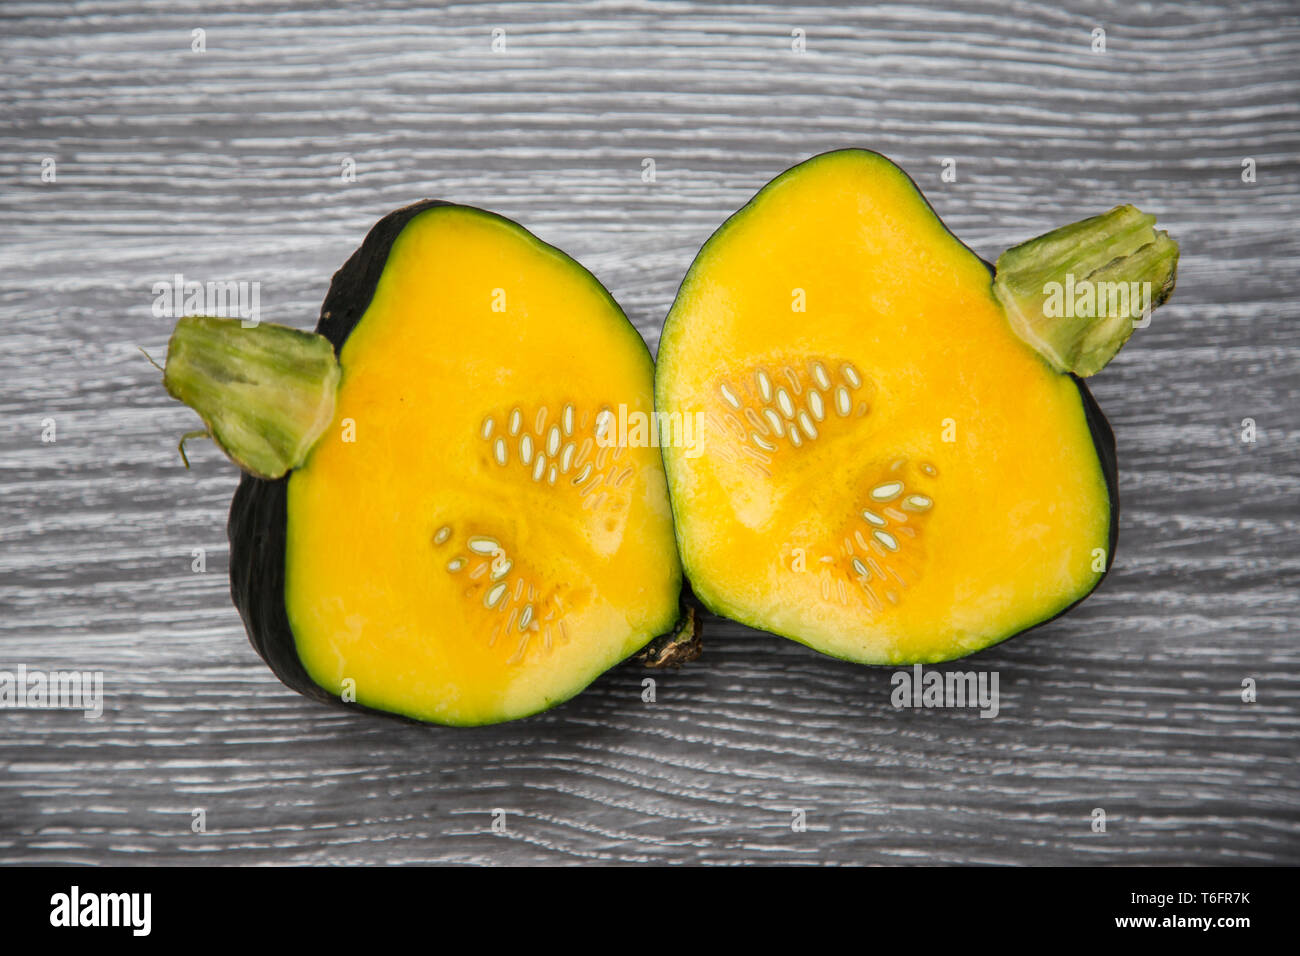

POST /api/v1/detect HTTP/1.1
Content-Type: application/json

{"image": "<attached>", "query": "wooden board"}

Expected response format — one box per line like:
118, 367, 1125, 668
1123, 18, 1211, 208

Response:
1, 0, 1297, 864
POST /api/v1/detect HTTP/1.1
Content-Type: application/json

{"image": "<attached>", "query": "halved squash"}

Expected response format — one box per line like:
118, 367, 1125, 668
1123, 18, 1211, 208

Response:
166, 202, 688, 725
656, 150, 1177, 664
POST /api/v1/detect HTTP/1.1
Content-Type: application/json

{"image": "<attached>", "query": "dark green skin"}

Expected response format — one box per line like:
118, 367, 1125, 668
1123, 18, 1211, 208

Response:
660, 148, 1120, 662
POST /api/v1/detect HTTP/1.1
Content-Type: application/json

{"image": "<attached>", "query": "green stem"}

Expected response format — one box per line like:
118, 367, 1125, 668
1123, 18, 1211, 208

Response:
162, 315, 341, 479
992, 204, 1179, 376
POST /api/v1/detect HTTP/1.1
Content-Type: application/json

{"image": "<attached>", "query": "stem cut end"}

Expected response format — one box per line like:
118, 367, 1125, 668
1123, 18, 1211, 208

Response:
163, 316, 341, 479
993, 204, 1179, 377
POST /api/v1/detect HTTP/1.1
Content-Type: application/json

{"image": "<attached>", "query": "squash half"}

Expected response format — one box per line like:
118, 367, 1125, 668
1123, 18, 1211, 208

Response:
655, 150, 1174, 664
225, 202, 684, 724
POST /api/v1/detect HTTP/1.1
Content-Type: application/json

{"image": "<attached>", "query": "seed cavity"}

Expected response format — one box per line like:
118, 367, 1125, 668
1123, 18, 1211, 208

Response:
433, 525, 452, 545
903, 494, 933, 512
468, 536, 500, 555
870, 481, 903, 502
447, 557, 466, 572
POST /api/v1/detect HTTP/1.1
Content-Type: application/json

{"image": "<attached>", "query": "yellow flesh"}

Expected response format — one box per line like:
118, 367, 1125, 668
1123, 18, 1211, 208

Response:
658, 150, 1110, 664
285, 207, 681, 724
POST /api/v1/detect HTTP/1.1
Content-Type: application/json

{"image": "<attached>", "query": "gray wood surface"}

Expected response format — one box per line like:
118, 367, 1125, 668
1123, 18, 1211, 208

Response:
1, 0, 1297, 865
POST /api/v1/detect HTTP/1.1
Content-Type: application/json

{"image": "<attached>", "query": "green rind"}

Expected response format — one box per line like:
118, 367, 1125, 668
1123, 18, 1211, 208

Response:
230, 200, 687, 726
655, 149, 1120, 666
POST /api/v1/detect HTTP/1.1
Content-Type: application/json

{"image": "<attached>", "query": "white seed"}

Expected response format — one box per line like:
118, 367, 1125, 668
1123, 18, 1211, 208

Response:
873, 530, 900, 552
762, 408, 784, 436
559, 442, 576, 473
518, 604, 534, 631
861, 509, 886, 527
547, 465, 557, 485
811, 362, 831, 390
752, 432, 776, 452
842, 363, 862, 389
870, 481, 903, 502
756, 370, 773, 402
903, 494, 933, 512
595, 409, 614, 439
484, 582, 508, 608
798, 410, 818, 440
433, 525, 452, 545
719, 383, 741, 409
480, 417, 495, 440
508, 408, 522, 436
807, 390, 825, 421
493, 438, 507, 466
547, 425, 561, 458
490, 558, 512, 581
447, 557, 466, 572
519, 434, 533, 465
562, 404, 575, 436
776, 387, 795, 419
852, 557, 870, 579
468, 536, 500, 555
788, 428, 803, 448
835, 387, 851, 416
532, 454, 546, 482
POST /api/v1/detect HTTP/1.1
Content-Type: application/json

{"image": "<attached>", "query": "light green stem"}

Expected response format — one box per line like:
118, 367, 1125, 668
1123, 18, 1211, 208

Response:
992, 204, 1179, 376
162, 315, 341, 479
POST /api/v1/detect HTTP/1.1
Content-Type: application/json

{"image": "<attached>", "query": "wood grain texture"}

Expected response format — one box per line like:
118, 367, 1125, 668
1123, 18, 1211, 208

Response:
1, 0, 1298, 865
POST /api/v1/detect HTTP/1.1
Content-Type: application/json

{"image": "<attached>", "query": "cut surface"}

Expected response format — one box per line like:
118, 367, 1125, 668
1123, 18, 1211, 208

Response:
657, 150, 1112, 664
285, 205, 681, 724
